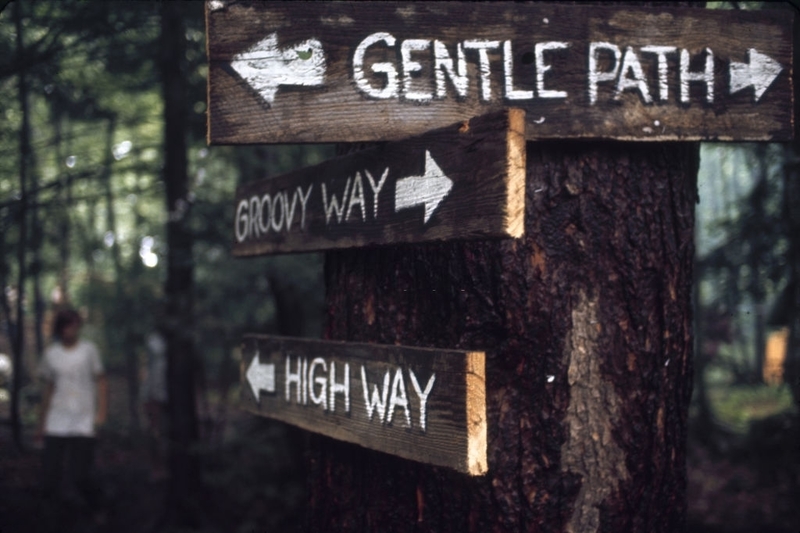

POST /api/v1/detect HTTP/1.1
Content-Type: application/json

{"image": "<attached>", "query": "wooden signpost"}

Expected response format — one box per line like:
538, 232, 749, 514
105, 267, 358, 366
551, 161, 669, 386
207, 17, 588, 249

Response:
240, 335, 487, 475
232, 109, 524, 255
207, 1, 793, 143
206, 1, 795, 528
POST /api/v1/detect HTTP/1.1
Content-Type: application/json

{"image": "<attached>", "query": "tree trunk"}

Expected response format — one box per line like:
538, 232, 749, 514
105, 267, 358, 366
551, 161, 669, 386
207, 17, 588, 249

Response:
749, 145, 768, 385
784, 147, 800, 410
310, 140, 698, 533
160, 2, 201, 527
10, 0, 30, 451
31, 151, 44, 366
691, 259, 713, 437
51, 106, 71, 304
101, 117, 141, 434
783, 18, 800, 415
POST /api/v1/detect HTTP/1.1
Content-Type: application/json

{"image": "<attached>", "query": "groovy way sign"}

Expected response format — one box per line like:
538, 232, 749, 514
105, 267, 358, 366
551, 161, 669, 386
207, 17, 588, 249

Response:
232, 110, 524, 255
206, 1, 793, 143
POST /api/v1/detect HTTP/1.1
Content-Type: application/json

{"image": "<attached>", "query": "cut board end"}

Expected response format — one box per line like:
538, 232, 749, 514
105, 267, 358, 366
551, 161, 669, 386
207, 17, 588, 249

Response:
504, 108, 526, 239
466, 351, 488, 476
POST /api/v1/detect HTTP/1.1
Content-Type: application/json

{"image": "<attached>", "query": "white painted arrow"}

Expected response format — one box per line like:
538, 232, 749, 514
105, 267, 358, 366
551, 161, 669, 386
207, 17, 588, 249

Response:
231, 33, 326, 105
395, 151, 453, 224
729, 48, 783, 102
246, 351, 275, 401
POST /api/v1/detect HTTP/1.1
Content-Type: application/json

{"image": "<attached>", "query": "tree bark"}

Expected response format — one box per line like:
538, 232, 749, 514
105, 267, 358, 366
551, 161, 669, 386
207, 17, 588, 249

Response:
160, 2, 201, 526
310, 140, 698, 532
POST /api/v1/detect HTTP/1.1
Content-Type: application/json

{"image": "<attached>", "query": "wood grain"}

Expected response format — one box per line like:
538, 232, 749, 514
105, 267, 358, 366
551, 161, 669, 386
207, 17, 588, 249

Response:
207, 1, 793, 143
232, 109, 525, 255
239, 334, 487, 475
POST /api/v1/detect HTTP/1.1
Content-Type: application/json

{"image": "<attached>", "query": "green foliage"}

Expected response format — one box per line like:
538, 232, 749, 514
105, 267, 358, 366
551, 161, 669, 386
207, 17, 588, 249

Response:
708, 384, 796, 433
696, 143, 790, 384
0, 2, 325, 380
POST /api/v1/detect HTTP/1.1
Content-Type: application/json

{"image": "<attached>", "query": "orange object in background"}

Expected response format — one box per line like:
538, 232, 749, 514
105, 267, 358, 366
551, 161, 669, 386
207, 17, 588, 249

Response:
764, 327, 788, 386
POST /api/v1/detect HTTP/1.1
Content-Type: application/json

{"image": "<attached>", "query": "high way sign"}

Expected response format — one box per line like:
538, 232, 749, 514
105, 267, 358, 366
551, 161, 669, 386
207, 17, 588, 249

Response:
232, 110, 524, 255
206, 1, 793, 143
240, 335, 488, 475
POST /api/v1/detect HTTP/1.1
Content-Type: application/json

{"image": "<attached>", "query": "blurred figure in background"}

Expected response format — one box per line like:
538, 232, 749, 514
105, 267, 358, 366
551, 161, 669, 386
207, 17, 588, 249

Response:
141, 327, 168, 481
36, 308, 108, 523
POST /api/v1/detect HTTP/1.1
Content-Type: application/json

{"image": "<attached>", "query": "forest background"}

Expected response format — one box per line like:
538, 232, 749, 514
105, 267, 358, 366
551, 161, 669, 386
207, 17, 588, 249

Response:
0, 1, 797, 532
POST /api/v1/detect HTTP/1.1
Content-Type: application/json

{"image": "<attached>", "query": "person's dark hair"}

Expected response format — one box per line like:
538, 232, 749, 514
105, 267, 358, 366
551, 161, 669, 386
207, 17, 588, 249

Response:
53, 308, 82, 339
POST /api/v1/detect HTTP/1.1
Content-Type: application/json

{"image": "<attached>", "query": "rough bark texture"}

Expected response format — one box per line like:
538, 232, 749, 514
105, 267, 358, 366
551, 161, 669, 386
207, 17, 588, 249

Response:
310, 140, 698, 532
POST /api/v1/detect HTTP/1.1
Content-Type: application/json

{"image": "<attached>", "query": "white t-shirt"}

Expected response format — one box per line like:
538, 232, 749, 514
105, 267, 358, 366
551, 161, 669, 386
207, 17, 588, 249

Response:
38, 340, 104, 437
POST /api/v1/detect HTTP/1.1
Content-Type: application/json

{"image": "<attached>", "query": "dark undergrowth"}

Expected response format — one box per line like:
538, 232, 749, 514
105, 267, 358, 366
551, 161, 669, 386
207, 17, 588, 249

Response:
1, 375, 798, 533
686, 411, 800, 533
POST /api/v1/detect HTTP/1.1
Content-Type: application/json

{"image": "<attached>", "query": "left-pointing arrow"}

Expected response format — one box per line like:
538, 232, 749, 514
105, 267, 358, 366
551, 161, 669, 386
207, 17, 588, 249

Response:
246, 351, 276, 401
231, 33, 326, 105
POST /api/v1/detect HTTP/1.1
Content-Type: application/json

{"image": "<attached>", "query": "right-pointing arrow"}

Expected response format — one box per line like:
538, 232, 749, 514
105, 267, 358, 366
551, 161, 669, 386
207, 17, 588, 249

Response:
395, 150, 453, 224
729, 48, 783, 102
246, 351, 275, 401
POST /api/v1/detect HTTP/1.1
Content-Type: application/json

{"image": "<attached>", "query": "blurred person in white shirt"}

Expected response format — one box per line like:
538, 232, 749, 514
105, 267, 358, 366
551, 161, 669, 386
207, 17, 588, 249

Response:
36, 308, 108, 516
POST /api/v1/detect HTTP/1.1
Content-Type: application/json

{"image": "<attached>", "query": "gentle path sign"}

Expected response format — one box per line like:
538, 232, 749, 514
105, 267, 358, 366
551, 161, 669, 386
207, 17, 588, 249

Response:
207, 1, 793, 143
232, 109, 525, 255
240, 335, 487, 475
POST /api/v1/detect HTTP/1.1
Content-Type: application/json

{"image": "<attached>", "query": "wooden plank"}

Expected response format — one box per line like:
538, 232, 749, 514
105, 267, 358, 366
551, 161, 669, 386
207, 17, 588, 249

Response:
232, 109, 525, 255
239, 334, 487, 476
206, 1, 793, 143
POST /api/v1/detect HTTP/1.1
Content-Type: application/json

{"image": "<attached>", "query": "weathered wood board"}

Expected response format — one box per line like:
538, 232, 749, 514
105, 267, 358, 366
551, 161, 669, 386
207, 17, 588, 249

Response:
232, 109, 524, 255
239, 335, 487, 475
206, 1, 793, 143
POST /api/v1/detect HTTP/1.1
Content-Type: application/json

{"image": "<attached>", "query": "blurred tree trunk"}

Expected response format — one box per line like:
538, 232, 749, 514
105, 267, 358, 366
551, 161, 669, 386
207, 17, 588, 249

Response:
160, 2, 202, 527
21, 0, 45, 364
268, 274, 307, 338
749, 145, 769, 384
692, 263, 713, 433
268, 270, 311, 468
311, 141, 698, 532
784, 153, 800, 409
51, 106, 72, 304
79, 167, 99, 323
783, 21, 800, 415
9, 0, 30, 451
101, 117, 141, 434
30, 139, 44, 366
